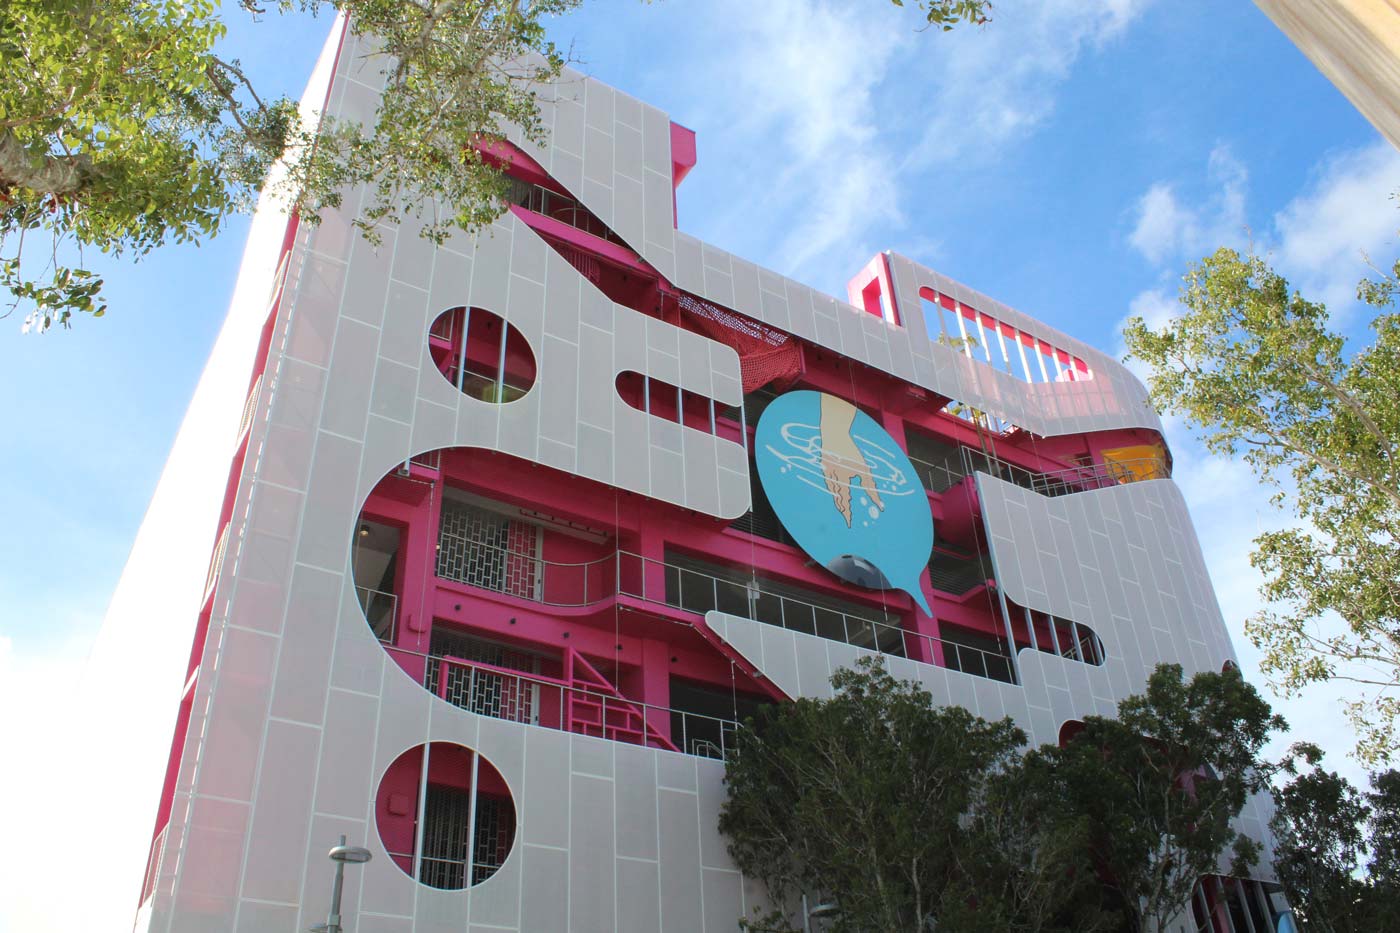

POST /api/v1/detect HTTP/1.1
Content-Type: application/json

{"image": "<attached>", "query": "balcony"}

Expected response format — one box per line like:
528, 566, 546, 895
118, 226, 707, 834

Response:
422, 652, 741, 759
967, 448, 1168, 497
428, 531, 1036, 685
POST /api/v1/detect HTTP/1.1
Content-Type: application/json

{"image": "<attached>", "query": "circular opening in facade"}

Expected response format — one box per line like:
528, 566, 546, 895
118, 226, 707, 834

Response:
428, 307, 535, 403
375, 742, 516, 890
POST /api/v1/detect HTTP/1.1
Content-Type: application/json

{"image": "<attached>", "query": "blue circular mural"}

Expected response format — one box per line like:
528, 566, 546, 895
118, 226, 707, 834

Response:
754, 390, 933, 615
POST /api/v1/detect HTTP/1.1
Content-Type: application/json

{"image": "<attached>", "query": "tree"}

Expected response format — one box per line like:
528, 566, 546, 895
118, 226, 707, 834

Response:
1, 0, 991, 333
720, 657, 1024, 932
1270, 745, 1400, 932
1028, 663, 1284, 933
720, 657, 1115, 933
1123, 247, 1400, 765
1, 0, 573, 332
937, 758, 1119, 933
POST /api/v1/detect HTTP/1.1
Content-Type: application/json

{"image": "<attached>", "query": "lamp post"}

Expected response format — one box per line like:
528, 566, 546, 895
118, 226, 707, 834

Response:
310, 835, 372, 933
801, 895, 840, 932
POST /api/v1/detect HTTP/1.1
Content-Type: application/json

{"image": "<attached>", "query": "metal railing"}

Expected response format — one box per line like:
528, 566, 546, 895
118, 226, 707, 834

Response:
942, 640, 1016, 684
963, 447, 1169, 497
139, 825, 168, 906
236, 373, 262, 440
424, 653, 742, 760
434, 531, 615, 606
356, 586, 398, 643
907, 454, 969, 494
911, 448, 1168, 499
625, 552, 907, 656
439, 361, 531, 403
422, 537, 1020, 684
428, 309, 458, 343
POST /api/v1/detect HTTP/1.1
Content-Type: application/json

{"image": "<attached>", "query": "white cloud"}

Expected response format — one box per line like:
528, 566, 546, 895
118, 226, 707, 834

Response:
663, 0, 1157, 292
1274, 140, 1400, 313
1118, 287, 1180, 381
719, 0, 908, 275
1125, 139, 1400, 316
1128, 144, 1248, 264
904, 0, 1156, 166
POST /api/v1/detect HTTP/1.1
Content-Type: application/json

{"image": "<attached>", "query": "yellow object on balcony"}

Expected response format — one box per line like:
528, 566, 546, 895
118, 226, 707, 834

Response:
1100, 444, 1170, 484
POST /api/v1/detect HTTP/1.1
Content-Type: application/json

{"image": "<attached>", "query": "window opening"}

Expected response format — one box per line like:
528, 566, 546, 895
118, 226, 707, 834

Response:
661, 551, 904, 655
927, 546, 992, 596
352, 519, 402, 643
668, 678, 774, 759
903, 429, 969, 493
615, 370, 734, 439
939, 623, 1015, 684
918, 286, 1093, 384
428, 307, 536, 403
376, 743, 516, 891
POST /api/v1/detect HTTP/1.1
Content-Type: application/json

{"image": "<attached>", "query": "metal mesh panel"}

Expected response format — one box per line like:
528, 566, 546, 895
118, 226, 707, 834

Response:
471, 796, 513, 885
417, 785, 515, 889
425, 629, 541, 724
436, 500, 539, 599
420, 784, 472, 890
927, 547, 992, 595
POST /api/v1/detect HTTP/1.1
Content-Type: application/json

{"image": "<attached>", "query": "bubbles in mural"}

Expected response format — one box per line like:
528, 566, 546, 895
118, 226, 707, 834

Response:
755, 390, 934, 614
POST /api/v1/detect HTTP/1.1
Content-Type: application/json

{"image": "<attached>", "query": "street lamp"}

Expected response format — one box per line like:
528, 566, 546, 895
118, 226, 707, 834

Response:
801, 896, 840, 932
311, 835, 372, 933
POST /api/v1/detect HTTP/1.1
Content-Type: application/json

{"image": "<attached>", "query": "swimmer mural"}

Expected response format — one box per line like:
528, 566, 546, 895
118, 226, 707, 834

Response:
755, 390, 935, 615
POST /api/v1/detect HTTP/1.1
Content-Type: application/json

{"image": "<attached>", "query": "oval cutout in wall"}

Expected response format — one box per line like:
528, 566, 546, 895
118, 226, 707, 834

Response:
376, 742, 516, 890
428, 307, 536, 403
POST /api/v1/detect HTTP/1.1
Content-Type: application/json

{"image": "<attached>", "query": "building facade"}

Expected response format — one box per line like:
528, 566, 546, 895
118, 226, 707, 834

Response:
136, 19, 1284, 933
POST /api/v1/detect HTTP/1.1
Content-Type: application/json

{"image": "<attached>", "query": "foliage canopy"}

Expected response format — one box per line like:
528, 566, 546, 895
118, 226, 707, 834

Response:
720, 658, 1280, 932
1123, 247, 1400, 765
1270, 745, 1400, 932
0, 0, 990, 332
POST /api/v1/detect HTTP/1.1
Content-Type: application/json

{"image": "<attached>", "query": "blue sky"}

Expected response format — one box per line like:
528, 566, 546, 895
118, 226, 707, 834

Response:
1, 1, 1396, 929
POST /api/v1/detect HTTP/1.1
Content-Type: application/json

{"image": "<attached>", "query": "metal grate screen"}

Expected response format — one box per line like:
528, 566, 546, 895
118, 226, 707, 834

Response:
418, 785, 515, 889
425, 629, 543, 724
437, 500, 540, 600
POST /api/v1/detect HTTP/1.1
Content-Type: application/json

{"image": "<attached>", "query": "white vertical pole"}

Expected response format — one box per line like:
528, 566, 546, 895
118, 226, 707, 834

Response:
1015, 332, 1034, 382
1250, 881, 1274, 930
975, 316, 993, 363
955, 305, 973, 358
1067, 618, 1084, 662
1235, 879, 1259, 933
456, 308, 472, 391
1194, 883, 1213, 932
994, 322, 1013, 374
465, 751, 481, 887
1023, 608, 1039, 652
739, 393, 749, 461
1035, 341, 1051, 382
1046, 612, 1063, 656
412, 741, 431, 882
495, 316, 509, 401
1215, 877, 1239, 933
